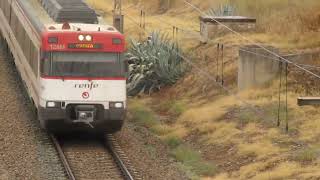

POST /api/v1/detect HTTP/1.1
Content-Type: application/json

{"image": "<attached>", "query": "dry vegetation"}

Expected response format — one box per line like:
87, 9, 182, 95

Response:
87, 0, 320, 49
86, 0, 320, 179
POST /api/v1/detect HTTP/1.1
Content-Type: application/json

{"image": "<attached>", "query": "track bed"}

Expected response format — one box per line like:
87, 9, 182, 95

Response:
51, 134, 137, 180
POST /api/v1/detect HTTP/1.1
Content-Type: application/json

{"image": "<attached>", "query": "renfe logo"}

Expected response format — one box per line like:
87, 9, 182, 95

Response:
82, 92, 90, 99
75, 82, 99, 90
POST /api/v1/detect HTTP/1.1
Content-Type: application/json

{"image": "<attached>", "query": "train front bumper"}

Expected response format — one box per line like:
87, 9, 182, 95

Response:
38, 105, 126, 133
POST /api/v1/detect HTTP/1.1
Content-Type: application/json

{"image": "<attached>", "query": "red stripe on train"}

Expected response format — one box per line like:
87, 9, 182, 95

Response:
41, 76, 126, 80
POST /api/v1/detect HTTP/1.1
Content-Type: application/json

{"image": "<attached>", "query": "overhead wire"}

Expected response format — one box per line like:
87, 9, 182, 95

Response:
123, 1, 320, 71
181, 0, 320, 80
120, 1, 320, 130
121, 8, 281, 124
239, 48, 320, 70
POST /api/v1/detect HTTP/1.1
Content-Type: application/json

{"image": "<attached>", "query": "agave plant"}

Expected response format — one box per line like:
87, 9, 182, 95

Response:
126, 32, 186, 96
206, 4, 237, 16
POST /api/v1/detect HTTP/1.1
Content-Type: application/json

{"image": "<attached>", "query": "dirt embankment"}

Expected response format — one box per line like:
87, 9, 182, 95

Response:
115, 120, 188, 180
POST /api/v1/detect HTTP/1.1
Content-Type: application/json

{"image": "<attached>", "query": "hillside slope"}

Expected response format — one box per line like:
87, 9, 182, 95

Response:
86, 0, 320, 179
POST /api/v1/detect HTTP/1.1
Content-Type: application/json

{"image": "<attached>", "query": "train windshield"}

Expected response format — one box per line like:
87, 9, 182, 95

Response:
41, 52, 124, 77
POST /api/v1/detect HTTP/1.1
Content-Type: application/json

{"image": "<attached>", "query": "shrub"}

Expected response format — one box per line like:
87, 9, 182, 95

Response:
206, 4, 237, 16
126, 31, 186, 96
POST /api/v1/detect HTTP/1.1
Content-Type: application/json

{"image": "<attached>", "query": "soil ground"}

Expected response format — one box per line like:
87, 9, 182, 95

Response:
115, 120, 188, 180
84, 0, 320, 179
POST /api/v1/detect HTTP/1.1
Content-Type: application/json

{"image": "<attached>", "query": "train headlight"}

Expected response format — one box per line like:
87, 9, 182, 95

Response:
109, 102, 124, 109
78, 35, 85, 41
85, 35, 92, 41
46, 101, 62, 108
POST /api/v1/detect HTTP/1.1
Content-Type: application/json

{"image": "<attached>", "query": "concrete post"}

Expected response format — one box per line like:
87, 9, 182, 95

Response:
200, 21, 208, 43
113, 0, 124, 33
238, 45, 280, 90
0, 33, 3, 50
113, 15, 124, 33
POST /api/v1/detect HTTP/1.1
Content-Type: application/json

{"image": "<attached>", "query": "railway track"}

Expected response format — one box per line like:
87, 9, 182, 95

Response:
50, 134, 136, 180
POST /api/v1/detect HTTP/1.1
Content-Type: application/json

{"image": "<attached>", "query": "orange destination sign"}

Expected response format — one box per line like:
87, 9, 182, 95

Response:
68, 43, 103, 49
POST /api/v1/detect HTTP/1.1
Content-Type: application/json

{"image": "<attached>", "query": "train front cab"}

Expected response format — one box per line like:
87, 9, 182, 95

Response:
38, 27, 127, 133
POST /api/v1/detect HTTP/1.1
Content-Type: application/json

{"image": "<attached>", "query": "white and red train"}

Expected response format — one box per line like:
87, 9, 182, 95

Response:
0, 0, 127, 133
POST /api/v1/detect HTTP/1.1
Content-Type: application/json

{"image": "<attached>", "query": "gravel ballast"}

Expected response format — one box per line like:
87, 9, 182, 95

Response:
0, 50, 65, 179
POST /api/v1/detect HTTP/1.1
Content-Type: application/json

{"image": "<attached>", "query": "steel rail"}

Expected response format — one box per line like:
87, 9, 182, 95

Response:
106, 135, 134, 180
50, 135, 76, 180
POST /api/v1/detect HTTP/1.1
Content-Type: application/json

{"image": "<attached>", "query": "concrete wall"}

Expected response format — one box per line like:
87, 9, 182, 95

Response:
200, 21, 255, 43
283, 51, 320, 64
238, 45, 280, 90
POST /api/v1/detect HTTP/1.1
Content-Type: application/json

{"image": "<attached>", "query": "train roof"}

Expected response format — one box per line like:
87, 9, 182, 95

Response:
16, 0, 118, 35
41, 0, 98, 24
16, 0, 51, 34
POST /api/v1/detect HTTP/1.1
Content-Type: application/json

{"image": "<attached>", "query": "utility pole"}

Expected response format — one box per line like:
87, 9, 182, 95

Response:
113, 0, 124, 33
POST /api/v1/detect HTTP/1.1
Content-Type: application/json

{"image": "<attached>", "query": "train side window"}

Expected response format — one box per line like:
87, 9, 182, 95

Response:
40, 52, 51, 76
30, 41, 35, 73
4, 0, 10, 21
0, 0, 4, 10
23, 37, 31, 64
3, 0, 7, 18
3, 1, 7, 18
35, 50, 39, 77
17, 22, 24, 46
31, 45, 38, 77
11, 12, 17, 35
119, 53, 127, 76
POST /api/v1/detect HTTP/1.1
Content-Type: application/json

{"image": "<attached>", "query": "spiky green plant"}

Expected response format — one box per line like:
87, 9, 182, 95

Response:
206, 4, 237, 16
126, 32, 186, 96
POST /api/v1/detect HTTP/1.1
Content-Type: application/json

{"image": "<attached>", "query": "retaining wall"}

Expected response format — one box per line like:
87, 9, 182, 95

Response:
238, 45, 280, 90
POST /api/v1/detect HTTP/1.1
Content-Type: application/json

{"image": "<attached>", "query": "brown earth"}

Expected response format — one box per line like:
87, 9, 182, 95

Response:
115, 120, 188, 180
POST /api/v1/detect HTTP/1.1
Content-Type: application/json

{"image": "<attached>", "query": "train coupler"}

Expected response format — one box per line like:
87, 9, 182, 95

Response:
73, 105, 97, 128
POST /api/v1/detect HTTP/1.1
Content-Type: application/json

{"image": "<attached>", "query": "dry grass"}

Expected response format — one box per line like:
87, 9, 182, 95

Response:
238, 140, 283, 159
232, 0, 320, 33
177, 96, 238, 125
211, 159, 320, 179
127, 74, 320, 179
86, 0, 320, 179
87, 0, 320, 50
152, 81, 320, 179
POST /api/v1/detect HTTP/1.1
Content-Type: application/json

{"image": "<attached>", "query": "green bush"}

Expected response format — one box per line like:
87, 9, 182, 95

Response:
206, 4, 237, 16
126, 32, 186, 96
